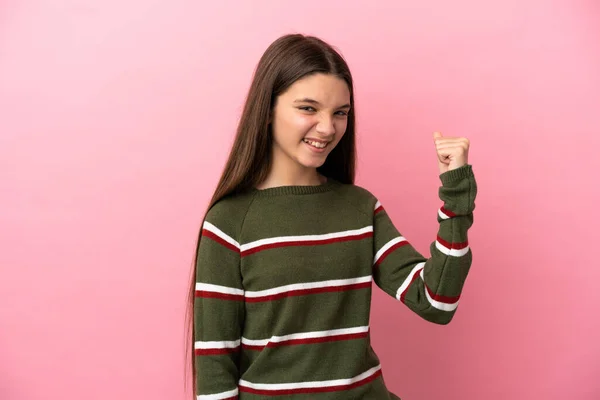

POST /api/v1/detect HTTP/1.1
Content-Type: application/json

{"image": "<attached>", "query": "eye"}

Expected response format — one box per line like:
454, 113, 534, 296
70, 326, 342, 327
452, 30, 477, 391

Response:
335, 111, 349, 116
298, 106, 316, 112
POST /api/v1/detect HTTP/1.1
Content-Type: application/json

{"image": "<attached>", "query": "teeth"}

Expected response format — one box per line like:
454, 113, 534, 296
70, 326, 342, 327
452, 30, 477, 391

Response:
304, 139, 327, 148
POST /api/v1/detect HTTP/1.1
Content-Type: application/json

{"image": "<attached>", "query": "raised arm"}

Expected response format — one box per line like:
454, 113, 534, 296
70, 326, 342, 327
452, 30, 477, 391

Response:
372, 164, 477, 324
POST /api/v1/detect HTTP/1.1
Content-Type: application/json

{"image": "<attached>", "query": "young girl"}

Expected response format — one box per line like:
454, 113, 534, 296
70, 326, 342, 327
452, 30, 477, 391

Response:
186, 33, 477, 400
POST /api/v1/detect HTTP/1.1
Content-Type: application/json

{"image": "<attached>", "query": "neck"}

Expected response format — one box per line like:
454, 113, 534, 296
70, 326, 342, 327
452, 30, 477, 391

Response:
256, 158, 326, 190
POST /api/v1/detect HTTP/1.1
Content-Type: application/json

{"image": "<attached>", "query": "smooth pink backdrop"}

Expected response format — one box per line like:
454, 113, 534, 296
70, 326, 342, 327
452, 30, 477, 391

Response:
1, 1, 599, 399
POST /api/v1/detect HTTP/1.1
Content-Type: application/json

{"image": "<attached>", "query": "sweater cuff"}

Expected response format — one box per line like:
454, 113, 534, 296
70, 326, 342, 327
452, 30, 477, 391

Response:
439, 164, 473, 185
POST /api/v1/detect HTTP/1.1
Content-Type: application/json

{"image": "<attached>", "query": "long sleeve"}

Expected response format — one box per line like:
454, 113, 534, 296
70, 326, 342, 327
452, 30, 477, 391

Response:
194, 203, 245, 399
372, 164, 477, 324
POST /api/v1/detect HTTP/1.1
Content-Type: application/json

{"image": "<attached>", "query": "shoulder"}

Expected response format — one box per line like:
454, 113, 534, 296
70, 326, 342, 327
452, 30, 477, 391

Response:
330, 180, 380, 217
204, 191, 256, 238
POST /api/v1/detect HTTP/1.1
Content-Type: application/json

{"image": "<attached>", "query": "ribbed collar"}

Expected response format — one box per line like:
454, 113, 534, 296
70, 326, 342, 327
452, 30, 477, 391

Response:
251, 178, 338, 196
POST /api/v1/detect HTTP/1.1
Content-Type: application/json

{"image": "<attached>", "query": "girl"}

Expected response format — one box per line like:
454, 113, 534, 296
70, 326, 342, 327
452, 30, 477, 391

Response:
186, 33, 477, 400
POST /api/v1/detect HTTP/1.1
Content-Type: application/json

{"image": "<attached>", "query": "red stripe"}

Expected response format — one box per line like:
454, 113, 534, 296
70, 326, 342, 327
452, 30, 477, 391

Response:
242, 331, 368, 351
436, 235, 468, 250
241, 344, 264, 351
374, 205, 384, 215
440, 206, 456, 218
240, 369, 382, 395
195, 291, 244, 301
195, 347, 240, 356
373, 240, 410, 269
400, 268, 424, 303
245, 281, 371, 303
425, 284, 461, 303
241, 232, 373, 257
202, 229, 240, 253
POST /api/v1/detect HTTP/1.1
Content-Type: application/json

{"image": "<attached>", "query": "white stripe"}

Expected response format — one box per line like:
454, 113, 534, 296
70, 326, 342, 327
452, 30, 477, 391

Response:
395, 262, 426, 300
239, 364, 381, 391
203, 221, 240, 249
420, 270, 459, 311
373, 236, 408, 265
197, 387, 238, 400
195, 339, 241, 349
374, 200, 382, 210
438, 208, 451, 219
241, 326, 369, 347
244, 276, 372, 299
435, 240, 469, 257
240, 226, 373, 252
196, 282, 244, 296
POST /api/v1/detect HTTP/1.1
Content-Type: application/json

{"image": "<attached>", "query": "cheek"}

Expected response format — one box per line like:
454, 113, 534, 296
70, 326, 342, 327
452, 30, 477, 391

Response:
274, 114, 313, 140
291, 114, 315, 132
279, 115, 315, 144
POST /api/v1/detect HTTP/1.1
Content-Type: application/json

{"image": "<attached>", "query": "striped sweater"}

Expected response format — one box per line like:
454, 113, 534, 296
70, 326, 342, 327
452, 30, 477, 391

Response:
194, 164, 477, 399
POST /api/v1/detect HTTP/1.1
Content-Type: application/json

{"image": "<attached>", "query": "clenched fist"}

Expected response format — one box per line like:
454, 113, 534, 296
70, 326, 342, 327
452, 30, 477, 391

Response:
433, 131, 470, 174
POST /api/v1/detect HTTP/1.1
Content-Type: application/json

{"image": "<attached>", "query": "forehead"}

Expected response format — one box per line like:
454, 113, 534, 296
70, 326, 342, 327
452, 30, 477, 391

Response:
280, 73, 350, 104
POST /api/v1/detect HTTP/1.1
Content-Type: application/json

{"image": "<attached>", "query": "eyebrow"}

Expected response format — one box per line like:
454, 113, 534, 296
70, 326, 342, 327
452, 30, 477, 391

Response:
293, 98, 351, 109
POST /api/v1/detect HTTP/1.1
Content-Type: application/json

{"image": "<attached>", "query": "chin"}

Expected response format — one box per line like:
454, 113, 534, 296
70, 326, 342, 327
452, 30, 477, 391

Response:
306, 161, 327, 169
297, 157, 327, 169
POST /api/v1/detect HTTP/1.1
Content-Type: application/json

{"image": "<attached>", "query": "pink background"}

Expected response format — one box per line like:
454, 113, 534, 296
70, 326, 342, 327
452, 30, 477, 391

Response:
1, 1, 599, 399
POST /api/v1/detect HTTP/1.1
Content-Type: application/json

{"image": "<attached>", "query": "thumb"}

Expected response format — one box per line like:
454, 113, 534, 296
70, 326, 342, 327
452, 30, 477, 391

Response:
433, 131, 443, 140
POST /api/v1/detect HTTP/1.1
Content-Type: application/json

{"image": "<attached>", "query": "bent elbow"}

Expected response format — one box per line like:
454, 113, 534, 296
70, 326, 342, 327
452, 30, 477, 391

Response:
417, 306, 457, 325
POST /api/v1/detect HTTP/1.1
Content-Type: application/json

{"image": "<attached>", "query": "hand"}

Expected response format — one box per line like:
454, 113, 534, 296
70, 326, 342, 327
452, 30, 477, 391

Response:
433, 131, 470, 174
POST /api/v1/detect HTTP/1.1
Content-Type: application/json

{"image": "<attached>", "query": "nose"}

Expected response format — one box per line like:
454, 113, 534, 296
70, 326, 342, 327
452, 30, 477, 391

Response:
316, 115, 336, 136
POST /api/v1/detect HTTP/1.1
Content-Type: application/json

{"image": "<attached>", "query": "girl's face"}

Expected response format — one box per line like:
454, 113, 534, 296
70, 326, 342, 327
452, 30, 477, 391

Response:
269, 73, 351, 173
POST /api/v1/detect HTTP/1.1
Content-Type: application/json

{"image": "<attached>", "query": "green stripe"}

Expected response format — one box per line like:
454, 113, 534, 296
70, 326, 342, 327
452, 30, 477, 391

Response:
240, 336, 377, 383
195, 354, 239, 395
194, 297, 243, 339
241, 240, 373, 291
243, 288, 371, 339
196, 238, 241, 288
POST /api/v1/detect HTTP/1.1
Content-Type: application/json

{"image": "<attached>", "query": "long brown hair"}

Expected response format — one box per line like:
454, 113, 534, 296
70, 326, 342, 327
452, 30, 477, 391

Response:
184, 33, 357, 397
